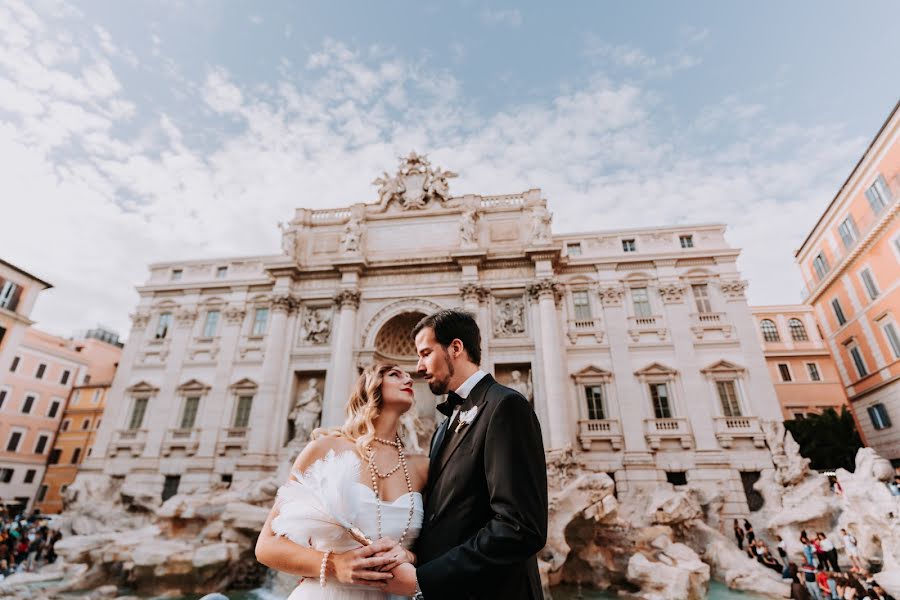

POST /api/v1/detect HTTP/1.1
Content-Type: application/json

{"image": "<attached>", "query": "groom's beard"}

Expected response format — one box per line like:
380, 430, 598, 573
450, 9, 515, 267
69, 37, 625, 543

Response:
427, 351, 454, 395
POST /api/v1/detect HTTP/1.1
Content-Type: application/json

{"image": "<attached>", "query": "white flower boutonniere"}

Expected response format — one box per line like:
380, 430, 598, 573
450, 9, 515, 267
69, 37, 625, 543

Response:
455, 405, 478, 433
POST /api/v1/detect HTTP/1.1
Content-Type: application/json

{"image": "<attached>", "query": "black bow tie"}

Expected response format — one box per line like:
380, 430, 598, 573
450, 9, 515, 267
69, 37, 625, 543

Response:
436, 391, 465, 417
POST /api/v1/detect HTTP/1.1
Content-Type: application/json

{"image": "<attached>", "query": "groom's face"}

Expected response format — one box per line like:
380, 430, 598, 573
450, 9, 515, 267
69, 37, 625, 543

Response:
415, 326, 455, 395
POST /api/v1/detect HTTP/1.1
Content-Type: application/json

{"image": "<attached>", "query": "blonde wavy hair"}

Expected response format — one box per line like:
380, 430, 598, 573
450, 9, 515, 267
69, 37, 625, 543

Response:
311, 363, 420, 457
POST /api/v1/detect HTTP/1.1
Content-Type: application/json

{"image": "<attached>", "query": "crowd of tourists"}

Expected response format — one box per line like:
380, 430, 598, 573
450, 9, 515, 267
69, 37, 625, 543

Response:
0, 506, 62, 580
733, 519, 895, 600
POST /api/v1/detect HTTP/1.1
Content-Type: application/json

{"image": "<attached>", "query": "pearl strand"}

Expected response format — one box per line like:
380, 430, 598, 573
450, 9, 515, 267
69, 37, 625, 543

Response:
366, 435, 415, 547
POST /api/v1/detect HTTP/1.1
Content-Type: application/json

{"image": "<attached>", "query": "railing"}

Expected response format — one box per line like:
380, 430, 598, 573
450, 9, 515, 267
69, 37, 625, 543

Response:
162, 428, 200, 456
577, 419, 623, 450
713, 416, 764, 448
110, 429, 148, 457
480, 194, 525, 208
629, 315, 660, 328
216, 427, 249, 455
643, 417, 692, 450
573, 319, 597, 329
693, 312, 723, 324
646, 418, 688, 433
310, 208, 352, 223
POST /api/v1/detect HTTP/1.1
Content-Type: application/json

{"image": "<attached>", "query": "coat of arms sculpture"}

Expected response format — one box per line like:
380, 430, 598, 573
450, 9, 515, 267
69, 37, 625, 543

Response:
372, 151, 458, 210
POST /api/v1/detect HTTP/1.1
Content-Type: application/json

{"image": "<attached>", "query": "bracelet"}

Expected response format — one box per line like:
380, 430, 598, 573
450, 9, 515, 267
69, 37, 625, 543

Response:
319, 549, 332, 588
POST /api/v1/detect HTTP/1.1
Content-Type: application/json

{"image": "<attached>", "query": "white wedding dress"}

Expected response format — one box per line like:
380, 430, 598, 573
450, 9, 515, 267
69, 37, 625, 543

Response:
272, 450, 424, 600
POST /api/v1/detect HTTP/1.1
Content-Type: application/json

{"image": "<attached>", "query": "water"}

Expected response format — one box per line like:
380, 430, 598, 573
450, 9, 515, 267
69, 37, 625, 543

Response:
550, 581, 770, 599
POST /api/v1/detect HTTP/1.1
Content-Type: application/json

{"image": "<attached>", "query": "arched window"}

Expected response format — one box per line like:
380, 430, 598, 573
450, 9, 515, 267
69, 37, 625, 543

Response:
760, 319, 780, 342
789, 318, 808, 341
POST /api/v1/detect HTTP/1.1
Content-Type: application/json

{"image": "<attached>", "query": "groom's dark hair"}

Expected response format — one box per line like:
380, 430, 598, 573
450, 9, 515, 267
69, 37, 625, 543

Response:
413, 309, 481, 365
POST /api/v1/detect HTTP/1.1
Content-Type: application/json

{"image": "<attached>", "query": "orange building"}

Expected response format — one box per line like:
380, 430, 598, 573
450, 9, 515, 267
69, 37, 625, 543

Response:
0, 259, 52, 394
35, 328, 121, 514
0, 328, 88, 516
751, 305, 850, 421
796, 100, 900, 463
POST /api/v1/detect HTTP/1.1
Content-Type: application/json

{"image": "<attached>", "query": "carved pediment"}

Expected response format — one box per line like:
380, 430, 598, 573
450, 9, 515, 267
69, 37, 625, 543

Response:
177, 378, 211, 393
571, 365, 613, 382
700, 360, 746, 376
126, 380, 160, 395
634, 362, 678, 377
229, 377, 258, 392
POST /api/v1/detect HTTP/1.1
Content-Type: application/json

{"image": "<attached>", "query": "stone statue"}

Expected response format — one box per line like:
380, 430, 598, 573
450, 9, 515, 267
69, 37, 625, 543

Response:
495, 297, 526, 336
372, 171, 405, 205
302, 308, 331, 344
459, 208, 478, 247
340, 217, 362, 254
427, 166, 458, 202
371, 152, 457, 209
290, 378, 322, 442
507, 369, 533, 402
530, 205, 552, 244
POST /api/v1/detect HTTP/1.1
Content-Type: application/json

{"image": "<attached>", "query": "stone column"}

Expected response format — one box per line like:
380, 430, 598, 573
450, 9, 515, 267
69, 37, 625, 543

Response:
323, 289, 361, 428
460, 283, 490, 368
197, 303, 245, 457
247, 294, 296, 455
527, 279, 569, 449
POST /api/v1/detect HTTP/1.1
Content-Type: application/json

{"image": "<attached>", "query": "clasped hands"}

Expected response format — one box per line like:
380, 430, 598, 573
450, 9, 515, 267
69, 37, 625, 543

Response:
329, 537, 418, 595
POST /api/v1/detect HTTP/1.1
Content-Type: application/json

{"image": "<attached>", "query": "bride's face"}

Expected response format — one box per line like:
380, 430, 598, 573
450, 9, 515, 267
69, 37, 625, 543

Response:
380, 366, 415, 412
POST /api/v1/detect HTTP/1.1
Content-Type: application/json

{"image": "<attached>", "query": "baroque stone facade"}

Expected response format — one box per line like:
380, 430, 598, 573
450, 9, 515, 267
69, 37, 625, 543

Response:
78, 154, 784, 519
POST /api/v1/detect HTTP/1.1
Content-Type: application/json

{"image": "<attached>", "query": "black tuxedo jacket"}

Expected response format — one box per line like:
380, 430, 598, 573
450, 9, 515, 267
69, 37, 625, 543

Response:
415, 374, 548, 600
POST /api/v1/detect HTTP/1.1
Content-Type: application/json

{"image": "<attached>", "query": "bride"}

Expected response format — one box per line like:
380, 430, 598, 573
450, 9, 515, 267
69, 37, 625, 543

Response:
255, 364, 428, 599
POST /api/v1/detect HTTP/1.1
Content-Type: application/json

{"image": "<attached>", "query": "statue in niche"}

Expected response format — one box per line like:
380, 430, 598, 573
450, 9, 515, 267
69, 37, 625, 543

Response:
340, 217, 363, 254
495, 298, 526, 336
459, 208, 478, 247
279, 221, 298, 258
530, 205, 553, 244
507, 369, 533, 403
302, 308, 332, 344
290, 378, 323, 442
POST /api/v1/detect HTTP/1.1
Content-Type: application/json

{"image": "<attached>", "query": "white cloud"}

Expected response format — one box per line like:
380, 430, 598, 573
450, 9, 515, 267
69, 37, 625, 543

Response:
480, 8, 522, 28
0, 8, 865, 342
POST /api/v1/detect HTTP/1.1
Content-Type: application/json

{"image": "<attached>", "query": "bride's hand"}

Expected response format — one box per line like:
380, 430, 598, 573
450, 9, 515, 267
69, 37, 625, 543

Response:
330, 540, 396, 587
371, 536, 416, 572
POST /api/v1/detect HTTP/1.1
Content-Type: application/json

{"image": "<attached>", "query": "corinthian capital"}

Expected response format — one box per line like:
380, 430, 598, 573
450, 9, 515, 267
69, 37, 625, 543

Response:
334, 289, 361, 309
657, 283, 686, 304
223, 304, 247, 324
175, 307, 198, 328
460, 283, 489, 304
597, 285, 625, 306
130, 310, 151, 329
717, 279, 748, 300
271, 294, 298, 314
526, 279, 561, 302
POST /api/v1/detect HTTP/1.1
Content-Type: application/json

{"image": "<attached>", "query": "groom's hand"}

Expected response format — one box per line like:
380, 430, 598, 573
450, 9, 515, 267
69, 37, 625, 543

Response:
383, 562, 418, 596
371, 536, 416, 571
331, 539, 395, 588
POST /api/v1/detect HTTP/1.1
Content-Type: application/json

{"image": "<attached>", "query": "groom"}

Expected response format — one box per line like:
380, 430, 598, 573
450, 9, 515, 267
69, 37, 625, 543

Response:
383, 308, 548, 599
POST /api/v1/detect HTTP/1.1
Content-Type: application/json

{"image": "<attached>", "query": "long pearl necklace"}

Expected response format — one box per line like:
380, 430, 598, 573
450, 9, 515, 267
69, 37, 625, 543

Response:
366, 435, 415, 546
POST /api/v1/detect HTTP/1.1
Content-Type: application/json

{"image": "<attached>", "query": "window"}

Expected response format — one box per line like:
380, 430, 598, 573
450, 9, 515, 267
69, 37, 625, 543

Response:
155, 312, 172, 339
21, 394, 35, 414
162, 475, 181, 501
807, 363, 821, 382
61, 419, 70, 432
202, 310, 220, 337
793, 412, 806, 420
860, 269, 879, 300
760, 319, 780, 342
788, 318, 808, 341
883, 322, 900, 359
716, 381, 742, 417
865, 174, 891, 214
71, 447, 81, 464
81, 419, 90, 430
868, 403, 892, 430
23, 469, 35, 484
847, 342, 868, 378
36, 485, 48, 502
584, 385, 605, 420
35, 363, 46, 379
180, 396, 200, 429
566, 242, 582, 256
572, 291, 591, 321
622, 239, 636, 253
60, 370, 70, 385
9, 356, 19, 372
48, 449, 61, 465
692, 284, 712, 314
679, 235, 694, 248
48, 400, 60, 419
128, 397, 149, 430
216, 266, 228, 279
832, 298, 847, 326
649, 383, 672, 419
233, 395, 253, 428
96, 418, 101, 429
71, 390, 80, 404
0, 388, 6, 410
171, 269, 183, 281
92, 389, 101, 403
778, 363, 792, 382
0, 281, 19, 310
0, 468, 13, 483
6, 431, 22, 452
34, 434, 49, 454
83, 374, 91, 384
252, 308, 269, 336
631, 287, 651, 318
0, 326, 4, 345
813, 253, 829, 279
838, 216, 858, 249
666, 471, 687, 486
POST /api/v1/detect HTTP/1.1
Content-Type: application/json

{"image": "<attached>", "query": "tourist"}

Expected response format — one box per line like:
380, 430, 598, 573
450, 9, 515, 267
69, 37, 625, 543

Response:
841, 529, 864, 572
819, 532, 841, 572
813, 535, 829, 571
816, 565, 832, 599
761, 549, 782, 573
788, 563, 812, 600
777, 534, 789, 566
745, 519, 756, 545
802, 535, 819, 568
801, 560, 824, 600
734, 519, 745, 550
888, 476, 900, 497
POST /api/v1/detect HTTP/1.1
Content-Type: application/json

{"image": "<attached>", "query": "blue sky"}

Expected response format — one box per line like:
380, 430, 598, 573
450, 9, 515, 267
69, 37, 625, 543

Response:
2, 1, 898, 338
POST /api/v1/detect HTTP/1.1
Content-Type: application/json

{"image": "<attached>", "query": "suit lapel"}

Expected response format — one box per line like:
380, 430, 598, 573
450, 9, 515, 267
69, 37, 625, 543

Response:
432, 374, 494, 483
